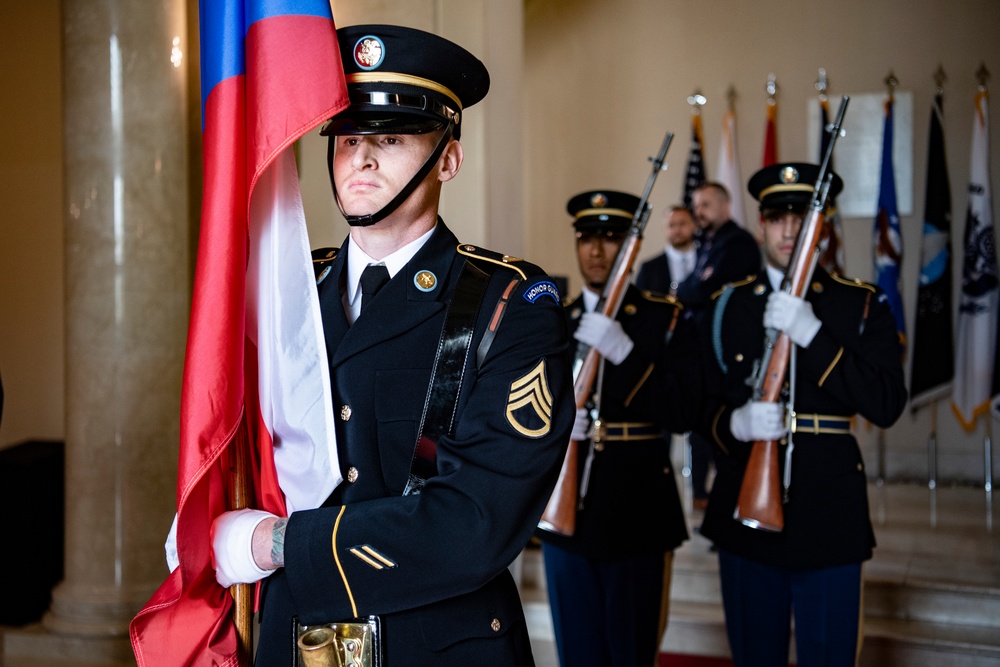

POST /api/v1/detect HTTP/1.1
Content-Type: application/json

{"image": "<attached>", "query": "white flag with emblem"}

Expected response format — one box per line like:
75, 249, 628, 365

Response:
953, 89, 999, 430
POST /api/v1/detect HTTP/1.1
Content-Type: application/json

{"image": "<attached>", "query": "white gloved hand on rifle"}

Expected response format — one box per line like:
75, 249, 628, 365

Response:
730, 400, 787, 442
574, 312, 634, 365
571, 407, 591, 441
764, 291, 822, 347
211, 508, 280, 588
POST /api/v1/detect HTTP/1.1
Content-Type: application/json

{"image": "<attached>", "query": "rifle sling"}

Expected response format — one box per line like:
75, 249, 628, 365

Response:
403, 257, 499, 496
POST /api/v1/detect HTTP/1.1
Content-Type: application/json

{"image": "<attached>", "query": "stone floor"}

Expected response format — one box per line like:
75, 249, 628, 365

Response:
521, 475, 1000, 667
2, 477, 997, 666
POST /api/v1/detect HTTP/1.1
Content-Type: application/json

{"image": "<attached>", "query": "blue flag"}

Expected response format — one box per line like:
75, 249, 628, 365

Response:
873, 97, 906, 356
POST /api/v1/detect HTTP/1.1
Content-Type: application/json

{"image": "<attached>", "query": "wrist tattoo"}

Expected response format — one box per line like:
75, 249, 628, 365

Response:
271, 518, 287, 568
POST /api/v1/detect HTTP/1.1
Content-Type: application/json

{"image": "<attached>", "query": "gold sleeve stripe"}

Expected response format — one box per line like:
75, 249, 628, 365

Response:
350, 548, 384, 569
624, 363, 655, 407
362, 545, 397, 568
818, 347, 844, 387
331, 506, 358, 618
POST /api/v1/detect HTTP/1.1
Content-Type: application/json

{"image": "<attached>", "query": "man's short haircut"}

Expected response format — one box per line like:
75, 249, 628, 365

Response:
693, 181, 730, 202
670, 204, 694, 216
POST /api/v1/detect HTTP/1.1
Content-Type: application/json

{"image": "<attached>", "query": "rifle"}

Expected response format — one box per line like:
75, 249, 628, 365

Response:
734, 96, 849, 532
539, 130, 674, 536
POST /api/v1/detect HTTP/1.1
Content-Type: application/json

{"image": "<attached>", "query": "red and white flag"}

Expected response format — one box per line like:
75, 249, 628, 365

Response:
129, 2, 348, 664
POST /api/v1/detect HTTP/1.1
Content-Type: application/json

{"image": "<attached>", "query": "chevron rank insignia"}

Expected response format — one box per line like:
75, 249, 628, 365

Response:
505, 360, 553, 438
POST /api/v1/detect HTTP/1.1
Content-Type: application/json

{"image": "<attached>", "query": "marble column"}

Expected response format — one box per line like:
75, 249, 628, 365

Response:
12, 0, 190, 661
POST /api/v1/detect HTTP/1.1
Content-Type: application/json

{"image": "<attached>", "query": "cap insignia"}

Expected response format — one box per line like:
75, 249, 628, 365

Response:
354, 36, 386, 71
624, 304, 637, 315
780, 166, 800, 184
590, 193, 609, 208
414, 270, 437, 292
754, 283, 766, 295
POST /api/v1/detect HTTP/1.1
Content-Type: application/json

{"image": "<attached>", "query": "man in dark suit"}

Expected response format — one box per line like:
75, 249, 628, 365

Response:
672, 182, 760, 509
537, 190, 699, 667
209, 25, 574, 666
636, 204, 698, 296
699, 163, 907, 666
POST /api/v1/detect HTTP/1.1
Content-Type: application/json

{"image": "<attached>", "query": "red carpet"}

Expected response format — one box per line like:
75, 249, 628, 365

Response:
659, 653, 734, 667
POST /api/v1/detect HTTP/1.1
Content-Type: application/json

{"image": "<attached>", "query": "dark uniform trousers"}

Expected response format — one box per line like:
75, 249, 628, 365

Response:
537, 285, 701, 667
699, 269, 907, 667
255, 221, 575, 666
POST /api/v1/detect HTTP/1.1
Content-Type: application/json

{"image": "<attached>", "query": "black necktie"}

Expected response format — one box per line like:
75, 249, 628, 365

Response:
360, 264, 390, 313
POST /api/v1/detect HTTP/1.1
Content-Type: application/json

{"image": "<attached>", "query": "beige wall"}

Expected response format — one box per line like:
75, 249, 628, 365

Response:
0, 0, 65, 448
2, 0, 999, 482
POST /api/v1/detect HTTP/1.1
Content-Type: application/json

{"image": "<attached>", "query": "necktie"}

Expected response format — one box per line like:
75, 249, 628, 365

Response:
360, 264, 390, 314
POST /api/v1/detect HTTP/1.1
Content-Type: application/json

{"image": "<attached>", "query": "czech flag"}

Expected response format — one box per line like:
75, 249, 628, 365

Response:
129, 2, 347, 665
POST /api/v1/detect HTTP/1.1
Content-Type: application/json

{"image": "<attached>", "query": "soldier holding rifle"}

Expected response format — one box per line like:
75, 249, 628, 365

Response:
537, 190, 700, 667
699, 162, 907, 666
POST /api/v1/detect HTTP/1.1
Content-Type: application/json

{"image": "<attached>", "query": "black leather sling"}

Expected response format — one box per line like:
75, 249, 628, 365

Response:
403, 257, 504, 496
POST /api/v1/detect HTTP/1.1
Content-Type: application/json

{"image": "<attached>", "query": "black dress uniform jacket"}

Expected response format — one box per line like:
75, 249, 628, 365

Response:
635, 253, 674, 294
256, 222, 574, 666
699, 269, 907, 570
538, 285, 697, 559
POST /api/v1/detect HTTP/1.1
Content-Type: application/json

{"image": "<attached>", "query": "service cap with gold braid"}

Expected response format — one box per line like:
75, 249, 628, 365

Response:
747, 162, 843, 215
322, 24, 489, 140
322, 25, 490, 227
567, 190, 642, 235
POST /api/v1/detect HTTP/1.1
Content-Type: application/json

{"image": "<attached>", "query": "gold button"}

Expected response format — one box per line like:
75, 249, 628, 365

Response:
340, 405, 352, 421
735, 353, 744, 362
857, 463, 863, 472
490, 618, 501, 632
347, 467, 359, 483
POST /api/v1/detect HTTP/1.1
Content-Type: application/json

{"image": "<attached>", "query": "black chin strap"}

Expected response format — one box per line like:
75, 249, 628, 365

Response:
328, 123, 455, 227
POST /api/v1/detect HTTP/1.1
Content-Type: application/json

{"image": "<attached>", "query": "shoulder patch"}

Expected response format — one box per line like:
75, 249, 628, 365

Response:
312, 247, 339, 285
506, 360, 554, 438
523, 280, 560, 304
711, 274, 756, 301
457, 243, 542, 281
831, 273, 876, 293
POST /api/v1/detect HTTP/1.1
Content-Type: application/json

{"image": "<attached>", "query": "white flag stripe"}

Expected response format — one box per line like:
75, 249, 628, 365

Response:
953, 91, 999, 430
248, 148, 342, 512
717, 109, 746, 228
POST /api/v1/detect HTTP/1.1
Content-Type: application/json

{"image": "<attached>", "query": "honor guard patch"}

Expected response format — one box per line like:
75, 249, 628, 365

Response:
523, 280, 560, 304
505, 360, 554, 438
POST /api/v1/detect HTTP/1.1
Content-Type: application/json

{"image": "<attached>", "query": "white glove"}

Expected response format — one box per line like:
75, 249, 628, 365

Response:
211, 509, 278, 588
571, 407, 591, 441
574, 312, 634, 365
165, 513, 179, 572
730, 401, 787, 442
764, 291, 821, 347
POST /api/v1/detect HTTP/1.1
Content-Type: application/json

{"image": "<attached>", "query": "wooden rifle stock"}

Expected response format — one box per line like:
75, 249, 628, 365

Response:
230, 417, 254, 665
734, 97, 849, 532
539, 131, 674, 536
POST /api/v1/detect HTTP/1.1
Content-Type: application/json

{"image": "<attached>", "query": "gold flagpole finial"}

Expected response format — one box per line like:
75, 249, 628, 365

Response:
933, 64, 947, 95
815, 68, 829, 100
766, 73, 778, 105
726, 85, 737, 112
687, 89, 707, 114
884, 69, 898, 101
976, 62, 990, 91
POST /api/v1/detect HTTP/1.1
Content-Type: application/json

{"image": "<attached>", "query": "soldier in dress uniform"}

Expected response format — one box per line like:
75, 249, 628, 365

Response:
536, 190, 699, 667
699, 163, 907, 666
209, 24, 574, 666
